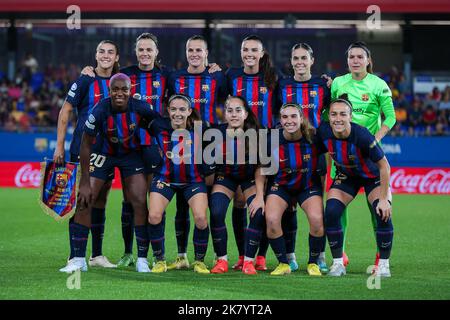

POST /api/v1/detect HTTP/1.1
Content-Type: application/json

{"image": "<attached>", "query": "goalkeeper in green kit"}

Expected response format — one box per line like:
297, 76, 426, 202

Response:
327, 42, 396, 271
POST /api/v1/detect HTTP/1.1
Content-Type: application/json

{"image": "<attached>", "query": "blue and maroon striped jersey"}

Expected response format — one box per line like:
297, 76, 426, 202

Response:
147, 118, 206, 184
84, 97, 151, 156
278, 76, 330, 129
317, 122, 385, 178
226, 67, 283, 128
121, 65, 171, 146
268, 128, 322, 190
168, 67, 227, 124
214, 124, 258, 180
65, 74, 111, 155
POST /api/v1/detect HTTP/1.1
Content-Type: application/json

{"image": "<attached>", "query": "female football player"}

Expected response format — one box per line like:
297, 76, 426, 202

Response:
208, 95, 264, 274
330, 42, 396, 268
55, 40, 120, 271
262, 103, 326, 276
318, 97, 393, 277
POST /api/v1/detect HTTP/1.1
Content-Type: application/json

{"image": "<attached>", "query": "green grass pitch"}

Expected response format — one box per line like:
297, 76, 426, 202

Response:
0, 187, 449, 300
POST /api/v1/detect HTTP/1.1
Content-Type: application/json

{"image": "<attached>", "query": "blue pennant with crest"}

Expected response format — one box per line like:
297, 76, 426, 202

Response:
38, 159, 80, 221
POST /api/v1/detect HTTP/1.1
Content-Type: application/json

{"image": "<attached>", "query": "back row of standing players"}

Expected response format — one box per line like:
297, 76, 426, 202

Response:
54, 33, 396, 276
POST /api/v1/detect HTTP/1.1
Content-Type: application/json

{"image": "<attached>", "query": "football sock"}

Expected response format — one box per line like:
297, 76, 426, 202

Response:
282, 207, 297, 255
308, 234, 325, 264
121, 201, 134, 254
175, 192, 190, 254
340, 207, 348, 252
71, 222, 89, 258
68, 217, 75, 259
135, 225, 150, 258
193, 225, 209, 262
232, 206, 247, 256
148, 222, 165, 261
368, 199, 380, 253
371, 200, 394, 259
325, 198, 346, 259
243, 194, 264, 259
210, 192, 231, 257
269, 236, 288, 264
257, 226, 269, 257
90, 207, 105, 258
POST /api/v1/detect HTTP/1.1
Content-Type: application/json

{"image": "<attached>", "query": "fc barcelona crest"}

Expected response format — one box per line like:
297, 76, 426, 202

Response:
260, 87, 268, 94
153, 81, 160, 88
362, 94, 369, 101
271, 184, 279, 191
217, 175, 224, 181
129, 123, 136, 131
156, 181, 164, 189
202, 84, 210, 92
303, 154, 311, 161
310, 91, 317, 97
56, 173, 68, 188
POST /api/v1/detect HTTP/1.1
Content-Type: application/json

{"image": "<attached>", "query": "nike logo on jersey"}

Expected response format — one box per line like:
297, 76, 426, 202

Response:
136, 167, 144, 171
151, 165, 158, 169
94, 93, 103, 98
280, 158, 289, 162
237, 88, 245, 93
191, 187, 200, 192
163, 141, 171, 144
131, 83, 140, 87
179, 86, 188, 91
287, 93, 296, 97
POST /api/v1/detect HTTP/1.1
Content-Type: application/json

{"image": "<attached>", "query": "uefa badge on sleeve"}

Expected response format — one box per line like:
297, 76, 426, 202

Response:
38, 159, 81, 222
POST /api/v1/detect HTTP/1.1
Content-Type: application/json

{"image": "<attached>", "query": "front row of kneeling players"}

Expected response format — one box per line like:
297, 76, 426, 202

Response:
60, 73, 393, 277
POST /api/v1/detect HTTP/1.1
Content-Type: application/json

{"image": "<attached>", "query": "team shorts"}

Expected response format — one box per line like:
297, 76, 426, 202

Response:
329, 172, 380, 198
213, 173, 255, 193
266, 182, 323, 207
89, 151, 145, 181
142, 144, 163, 175
150, 177, 207, 202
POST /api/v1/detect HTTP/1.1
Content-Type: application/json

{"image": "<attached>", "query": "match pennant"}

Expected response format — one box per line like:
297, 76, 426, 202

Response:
38, 159, 80, 222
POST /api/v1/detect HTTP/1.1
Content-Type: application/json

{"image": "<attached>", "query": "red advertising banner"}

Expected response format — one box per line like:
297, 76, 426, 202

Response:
0, 162, 122, 189
1, 162, 449, 194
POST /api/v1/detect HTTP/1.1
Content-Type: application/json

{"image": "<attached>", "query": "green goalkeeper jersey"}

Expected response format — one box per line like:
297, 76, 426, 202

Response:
329, 73, 396, 135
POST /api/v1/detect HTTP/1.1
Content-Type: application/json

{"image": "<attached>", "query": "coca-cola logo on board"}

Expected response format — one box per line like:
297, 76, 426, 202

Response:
14, 164, 41, 187
390, 169, 450, 194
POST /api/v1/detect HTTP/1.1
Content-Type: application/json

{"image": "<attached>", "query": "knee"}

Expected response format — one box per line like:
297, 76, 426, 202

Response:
194, 215, 208, 229
324, 199, 346, 228
265, 214, 281, 236
148, 211, 163, 225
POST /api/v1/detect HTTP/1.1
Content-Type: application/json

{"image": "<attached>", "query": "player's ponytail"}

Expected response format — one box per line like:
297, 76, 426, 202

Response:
242, 35, 277, 90
96, 40, 120, 75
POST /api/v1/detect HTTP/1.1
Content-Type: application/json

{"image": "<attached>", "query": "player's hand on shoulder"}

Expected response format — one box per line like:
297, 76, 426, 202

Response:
321, 74, 333, 88
81, 66, 95, 77
208, 63, 222, 73
376, 198, 392, 222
